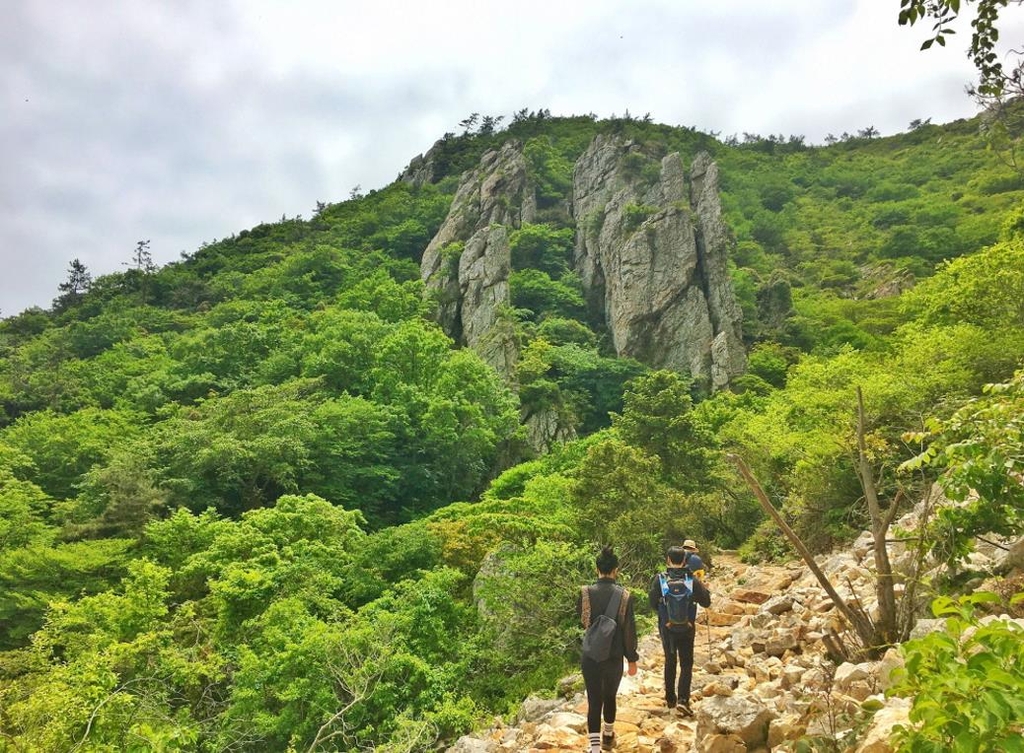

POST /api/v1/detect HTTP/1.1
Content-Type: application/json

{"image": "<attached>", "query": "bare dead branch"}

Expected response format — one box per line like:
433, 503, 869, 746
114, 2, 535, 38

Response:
855, 386, 897, 647
726, 453, 877, 647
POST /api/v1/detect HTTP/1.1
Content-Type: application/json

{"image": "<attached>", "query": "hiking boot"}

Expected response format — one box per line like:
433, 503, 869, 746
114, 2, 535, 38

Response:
601, 732, 615, 751
675, 702, 693, 717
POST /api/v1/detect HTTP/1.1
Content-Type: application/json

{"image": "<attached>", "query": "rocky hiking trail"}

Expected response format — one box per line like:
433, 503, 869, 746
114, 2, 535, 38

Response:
451, 551, 912, 753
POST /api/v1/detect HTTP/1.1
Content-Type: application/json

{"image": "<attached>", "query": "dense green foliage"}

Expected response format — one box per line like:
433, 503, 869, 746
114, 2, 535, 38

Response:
891, 592, 1024, 751
1, 108, 1022, 750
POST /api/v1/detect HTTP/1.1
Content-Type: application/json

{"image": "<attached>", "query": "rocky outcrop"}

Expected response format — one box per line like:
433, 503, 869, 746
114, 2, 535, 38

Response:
418, 135, 747, 450
421, 135, 746, 394
421, 142, 534, 303
458, 227, 514, 370
571, 137, 746, 390
522, 404, 577, 451
418, 141, 572, 451
420, 140, 536, 361
689, 154, 747, 388
400, 147, 438, 187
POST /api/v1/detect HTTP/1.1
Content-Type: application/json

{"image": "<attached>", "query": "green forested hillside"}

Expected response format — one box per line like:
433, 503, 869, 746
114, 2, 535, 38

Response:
1, 110, 1022, 751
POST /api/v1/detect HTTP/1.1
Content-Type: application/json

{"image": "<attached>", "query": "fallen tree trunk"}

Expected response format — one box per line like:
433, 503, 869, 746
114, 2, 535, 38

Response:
727, 453, 878, 653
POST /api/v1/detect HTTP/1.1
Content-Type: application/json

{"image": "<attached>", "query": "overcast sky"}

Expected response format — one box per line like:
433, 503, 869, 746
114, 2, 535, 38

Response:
4, 1, 1022, 317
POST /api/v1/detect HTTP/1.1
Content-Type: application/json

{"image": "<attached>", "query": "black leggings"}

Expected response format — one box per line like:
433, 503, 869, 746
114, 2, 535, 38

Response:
581, 656, 624, 733
661, 627, 695, 704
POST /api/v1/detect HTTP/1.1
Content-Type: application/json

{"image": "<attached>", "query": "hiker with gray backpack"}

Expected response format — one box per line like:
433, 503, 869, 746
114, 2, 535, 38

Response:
647, 541, 711, 717
577, 545, 638, 753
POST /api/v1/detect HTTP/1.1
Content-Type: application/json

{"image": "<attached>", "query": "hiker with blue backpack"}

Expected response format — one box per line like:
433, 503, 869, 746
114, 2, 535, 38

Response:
577, 545, 638, 753
647, 541, 711, 717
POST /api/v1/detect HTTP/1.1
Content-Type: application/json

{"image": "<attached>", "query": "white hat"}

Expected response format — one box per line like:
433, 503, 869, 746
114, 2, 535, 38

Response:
682, 539, 698, 550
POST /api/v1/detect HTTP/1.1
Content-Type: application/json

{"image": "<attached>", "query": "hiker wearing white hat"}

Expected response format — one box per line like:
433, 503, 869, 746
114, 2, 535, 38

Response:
681, 540, 706, 580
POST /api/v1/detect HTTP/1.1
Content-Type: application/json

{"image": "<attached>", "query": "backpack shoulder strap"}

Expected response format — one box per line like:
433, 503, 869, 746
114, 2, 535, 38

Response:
604, 585, 623, 622
581, 585, 592, 628
617, 587, 630, 622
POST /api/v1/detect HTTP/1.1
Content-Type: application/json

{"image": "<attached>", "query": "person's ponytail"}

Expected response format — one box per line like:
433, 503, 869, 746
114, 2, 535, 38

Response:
595, 545, 618, 574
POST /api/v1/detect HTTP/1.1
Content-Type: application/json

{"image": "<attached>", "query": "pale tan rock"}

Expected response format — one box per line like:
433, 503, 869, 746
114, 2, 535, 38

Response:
855, 700, 910, 753
696, 733, 747, 752
834, 662, 877, 692
615, 708, 647, 726
780, 666, 805, 690
707, 611, 743, 627
702, 681, 734, 697
544, 712, 586, 732
845, 680, 875, 702
765, 631, 798, 657
533, 723, 584, 750
767, 713, 807, 748
877, 648, 904, 692
694, 694, 776, 748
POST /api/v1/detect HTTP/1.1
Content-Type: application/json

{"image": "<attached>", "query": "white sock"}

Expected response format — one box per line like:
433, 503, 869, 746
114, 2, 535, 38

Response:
589, 732, 601, 752
603, 722, 615, 735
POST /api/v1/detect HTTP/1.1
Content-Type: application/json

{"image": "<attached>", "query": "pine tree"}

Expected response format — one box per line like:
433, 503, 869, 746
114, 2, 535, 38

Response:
52, 257, 92, 312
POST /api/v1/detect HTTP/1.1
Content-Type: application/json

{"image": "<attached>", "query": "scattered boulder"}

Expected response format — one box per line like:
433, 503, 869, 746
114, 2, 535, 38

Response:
854, 699, 911, 753
694, 695, 776, 750
517, 696, 562, 724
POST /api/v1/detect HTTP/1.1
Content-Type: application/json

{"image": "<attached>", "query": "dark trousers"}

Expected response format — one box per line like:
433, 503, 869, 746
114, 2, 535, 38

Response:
660, 627, 695, 705
581, 656, 624, 733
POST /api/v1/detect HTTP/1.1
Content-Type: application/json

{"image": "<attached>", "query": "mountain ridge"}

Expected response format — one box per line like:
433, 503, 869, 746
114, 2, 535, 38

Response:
0, 109, 1022, 751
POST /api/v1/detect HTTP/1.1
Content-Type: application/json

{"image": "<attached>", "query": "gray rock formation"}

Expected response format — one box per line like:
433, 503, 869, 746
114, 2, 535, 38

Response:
571, 136, 746, 390
400, 146, 438, 187
690, 153, 747, 387
418, 134, 746, 451
420, 140, 536, 365
418, 141, 571, 451
457, 227, 513, 368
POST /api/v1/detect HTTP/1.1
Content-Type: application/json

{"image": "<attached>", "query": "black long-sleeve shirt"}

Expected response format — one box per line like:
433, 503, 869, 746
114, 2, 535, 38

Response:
576, 576, 639, 663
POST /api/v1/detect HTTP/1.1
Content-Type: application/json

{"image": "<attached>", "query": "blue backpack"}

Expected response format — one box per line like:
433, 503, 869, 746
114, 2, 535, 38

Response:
658, 569, 694, 634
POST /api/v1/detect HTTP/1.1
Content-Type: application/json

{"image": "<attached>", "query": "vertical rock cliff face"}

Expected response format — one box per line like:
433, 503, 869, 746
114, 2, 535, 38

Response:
418, 140, 575, 452
571, 136, 746, 391
420, 140, 536, 366
689, 153, 748, 389
418, 134, 746, 447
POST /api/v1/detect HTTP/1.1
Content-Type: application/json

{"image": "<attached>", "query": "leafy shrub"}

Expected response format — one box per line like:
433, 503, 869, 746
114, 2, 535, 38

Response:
510, 223, 574, 276
535, 317, 598, 347
760, 181, 795, 211
510, 269, 586, 320
747, 342, 793, 388
738, 518, 793, 563
623, 203, 659, 231
890, 592, 1024, 751
524, 137, 573, 208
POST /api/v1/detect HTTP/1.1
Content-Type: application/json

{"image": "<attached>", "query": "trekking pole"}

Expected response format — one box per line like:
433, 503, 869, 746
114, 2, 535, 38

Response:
706, 609, 712, 660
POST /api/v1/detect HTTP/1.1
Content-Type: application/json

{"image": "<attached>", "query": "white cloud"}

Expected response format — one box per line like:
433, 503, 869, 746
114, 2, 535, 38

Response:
2, 0, 1021, 316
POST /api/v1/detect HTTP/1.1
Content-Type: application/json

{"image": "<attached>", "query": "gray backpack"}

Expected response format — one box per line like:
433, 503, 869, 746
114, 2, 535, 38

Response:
581, 585, 624, 662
